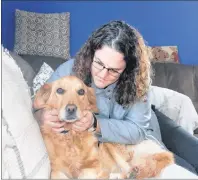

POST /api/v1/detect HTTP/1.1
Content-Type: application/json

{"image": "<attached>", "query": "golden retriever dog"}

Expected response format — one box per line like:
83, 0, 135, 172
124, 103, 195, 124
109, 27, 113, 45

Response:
33, 76, 174, 179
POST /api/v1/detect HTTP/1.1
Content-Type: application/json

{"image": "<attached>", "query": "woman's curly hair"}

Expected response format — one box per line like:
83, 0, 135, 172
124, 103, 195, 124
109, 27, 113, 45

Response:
73, 20, 152, 107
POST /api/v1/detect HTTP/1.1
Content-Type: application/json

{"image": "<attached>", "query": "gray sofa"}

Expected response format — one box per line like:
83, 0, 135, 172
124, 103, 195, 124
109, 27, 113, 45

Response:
9, 51, 198, 134
3, 49, 198, 179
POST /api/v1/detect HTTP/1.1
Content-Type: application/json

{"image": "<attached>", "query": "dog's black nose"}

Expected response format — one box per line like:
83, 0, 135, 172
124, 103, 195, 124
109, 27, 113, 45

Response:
65, 104, 77, 114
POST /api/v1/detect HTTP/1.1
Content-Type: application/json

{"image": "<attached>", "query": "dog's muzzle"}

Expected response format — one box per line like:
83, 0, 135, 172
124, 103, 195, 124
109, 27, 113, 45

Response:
65, 104, 77, 120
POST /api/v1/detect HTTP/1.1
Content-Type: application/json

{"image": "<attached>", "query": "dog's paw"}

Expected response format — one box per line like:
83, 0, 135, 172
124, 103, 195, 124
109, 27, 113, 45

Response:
128, 166, 139, 179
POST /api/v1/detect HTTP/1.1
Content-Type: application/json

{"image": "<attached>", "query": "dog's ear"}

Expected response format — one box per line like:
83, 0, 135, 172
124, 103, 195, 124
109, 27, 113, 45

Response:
87, 87, 99, 113
33, 83, 52, 109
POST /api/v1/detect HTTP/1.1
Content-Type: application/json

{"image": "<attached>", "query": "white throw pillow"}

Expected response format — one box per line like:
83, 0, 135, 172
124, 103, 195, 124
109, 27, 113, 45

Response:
150, 86, 198, 135
33, 62, 54, 96
2, 47, 50, 179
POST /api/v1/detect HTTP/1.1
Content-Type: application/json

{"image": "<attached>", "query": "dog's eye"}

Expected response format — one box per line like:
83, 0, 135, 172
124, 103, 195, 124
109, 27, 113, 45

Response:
78, 89, 85, 95
56, 88, 65, 94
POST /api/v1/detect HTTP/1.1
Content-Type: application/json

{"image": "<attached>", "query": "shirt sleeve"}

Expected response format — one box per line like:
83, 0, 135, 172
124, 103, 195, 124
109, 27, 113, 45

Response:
47, 59, 74, 83
96, 92, 151, 145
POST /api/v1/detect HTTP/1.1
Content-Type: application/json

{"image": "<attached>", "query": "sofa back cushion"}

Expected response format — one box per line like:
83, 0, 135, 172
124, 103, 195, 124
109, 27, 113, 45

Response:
152, 63, 198, 113
9, 51, 36, 96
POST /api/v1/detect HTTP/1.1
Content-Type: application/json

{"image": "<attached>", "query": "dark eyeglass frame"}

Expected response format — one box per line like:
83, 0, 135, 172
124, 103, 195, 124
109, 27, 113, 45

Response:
92, 60, 122, 77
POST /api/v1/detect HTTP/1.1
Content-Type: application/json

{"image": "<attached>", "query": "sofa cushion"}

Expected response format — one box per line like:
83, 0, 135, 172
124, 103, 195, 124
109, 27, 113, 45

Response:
152, 62, 198, 113
9, 51, 36, 95
2, 47, 50, 178
21, 54, 66, 74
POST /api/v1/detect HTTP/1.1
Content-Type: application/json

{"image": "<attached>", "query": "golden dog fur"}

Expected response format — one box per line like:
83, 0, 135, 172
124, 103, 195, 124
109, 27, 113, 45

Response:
33, 76, 174, 179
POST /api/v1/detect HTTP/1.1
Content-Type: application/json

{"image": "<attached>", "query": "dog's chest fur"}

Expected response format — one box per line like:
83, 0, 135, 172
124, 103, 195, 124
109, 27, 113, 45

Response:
42, 128, 100, 178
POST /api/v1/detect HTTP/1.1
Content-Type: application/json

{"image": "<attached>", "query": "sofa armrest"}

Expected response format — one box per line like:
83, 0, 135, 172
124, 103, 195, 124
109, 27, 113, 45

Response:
154, 108, 198, 173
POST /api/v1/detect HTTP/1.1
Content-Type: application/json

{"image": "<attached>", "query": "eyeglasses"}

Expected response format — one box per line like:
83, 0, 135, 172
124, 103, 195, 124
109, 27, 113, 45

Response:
92, 60, 121, 77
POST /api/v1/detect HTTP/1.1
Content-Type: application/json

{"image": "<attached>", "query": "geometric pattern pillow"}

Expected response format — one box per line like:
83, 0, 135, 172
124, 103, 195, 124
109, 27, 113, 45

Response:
148, 46, 179, 63
14, 9, 70, 59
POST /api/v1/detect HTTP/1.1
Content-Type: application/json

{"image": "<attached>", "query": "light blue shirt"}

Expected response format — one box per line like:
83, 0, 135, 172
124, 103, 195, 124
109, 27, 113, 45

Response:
48, 59, 163, 146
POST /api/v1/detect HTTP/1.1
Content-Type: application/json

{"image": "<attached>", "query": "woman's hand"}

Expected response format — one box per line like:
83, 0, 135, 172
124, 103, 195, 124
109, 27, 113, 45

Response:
35, 109, 95, 133
72, 110, 94, 132
35, 108, 66, 133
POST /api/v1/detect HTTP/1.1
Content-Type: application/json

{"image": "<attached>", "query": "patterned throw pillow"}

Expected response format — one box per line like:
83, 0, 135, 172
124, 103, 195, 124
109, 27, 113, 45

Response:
33, 62, 54, 96
14, 9, 70, 59
148, 46, 179, 63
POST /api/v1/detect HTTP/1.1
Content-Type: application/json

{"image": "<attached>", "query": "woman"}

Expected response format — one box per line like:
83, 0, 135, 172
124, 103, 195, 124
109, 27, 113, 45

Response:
34, 20, 197, 174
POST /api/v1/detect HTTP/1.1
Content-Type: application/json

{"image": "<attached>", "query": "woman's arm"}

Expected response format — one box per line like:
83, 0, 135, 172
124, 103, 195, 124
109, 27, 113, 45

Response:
47, 59, 74, 83
95, 94, 151, 145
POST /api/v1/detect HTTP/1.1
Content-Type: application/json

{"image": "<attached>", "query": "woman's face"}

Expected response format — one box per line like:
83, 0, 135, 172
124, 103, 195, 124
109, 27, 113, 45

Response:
91, 46, 126, 89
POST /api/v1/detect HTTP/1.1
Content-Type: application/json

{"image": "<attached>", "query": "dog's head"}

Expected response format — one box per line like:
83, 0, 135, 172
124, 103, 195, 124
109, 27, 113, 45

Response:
33, 76, 98, 122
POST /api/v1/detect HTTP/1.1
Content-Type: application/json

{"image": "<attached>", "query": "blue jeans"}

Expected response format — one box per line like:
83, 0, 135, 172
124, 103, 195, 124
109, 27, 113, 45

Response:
153, 107, 198, 175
